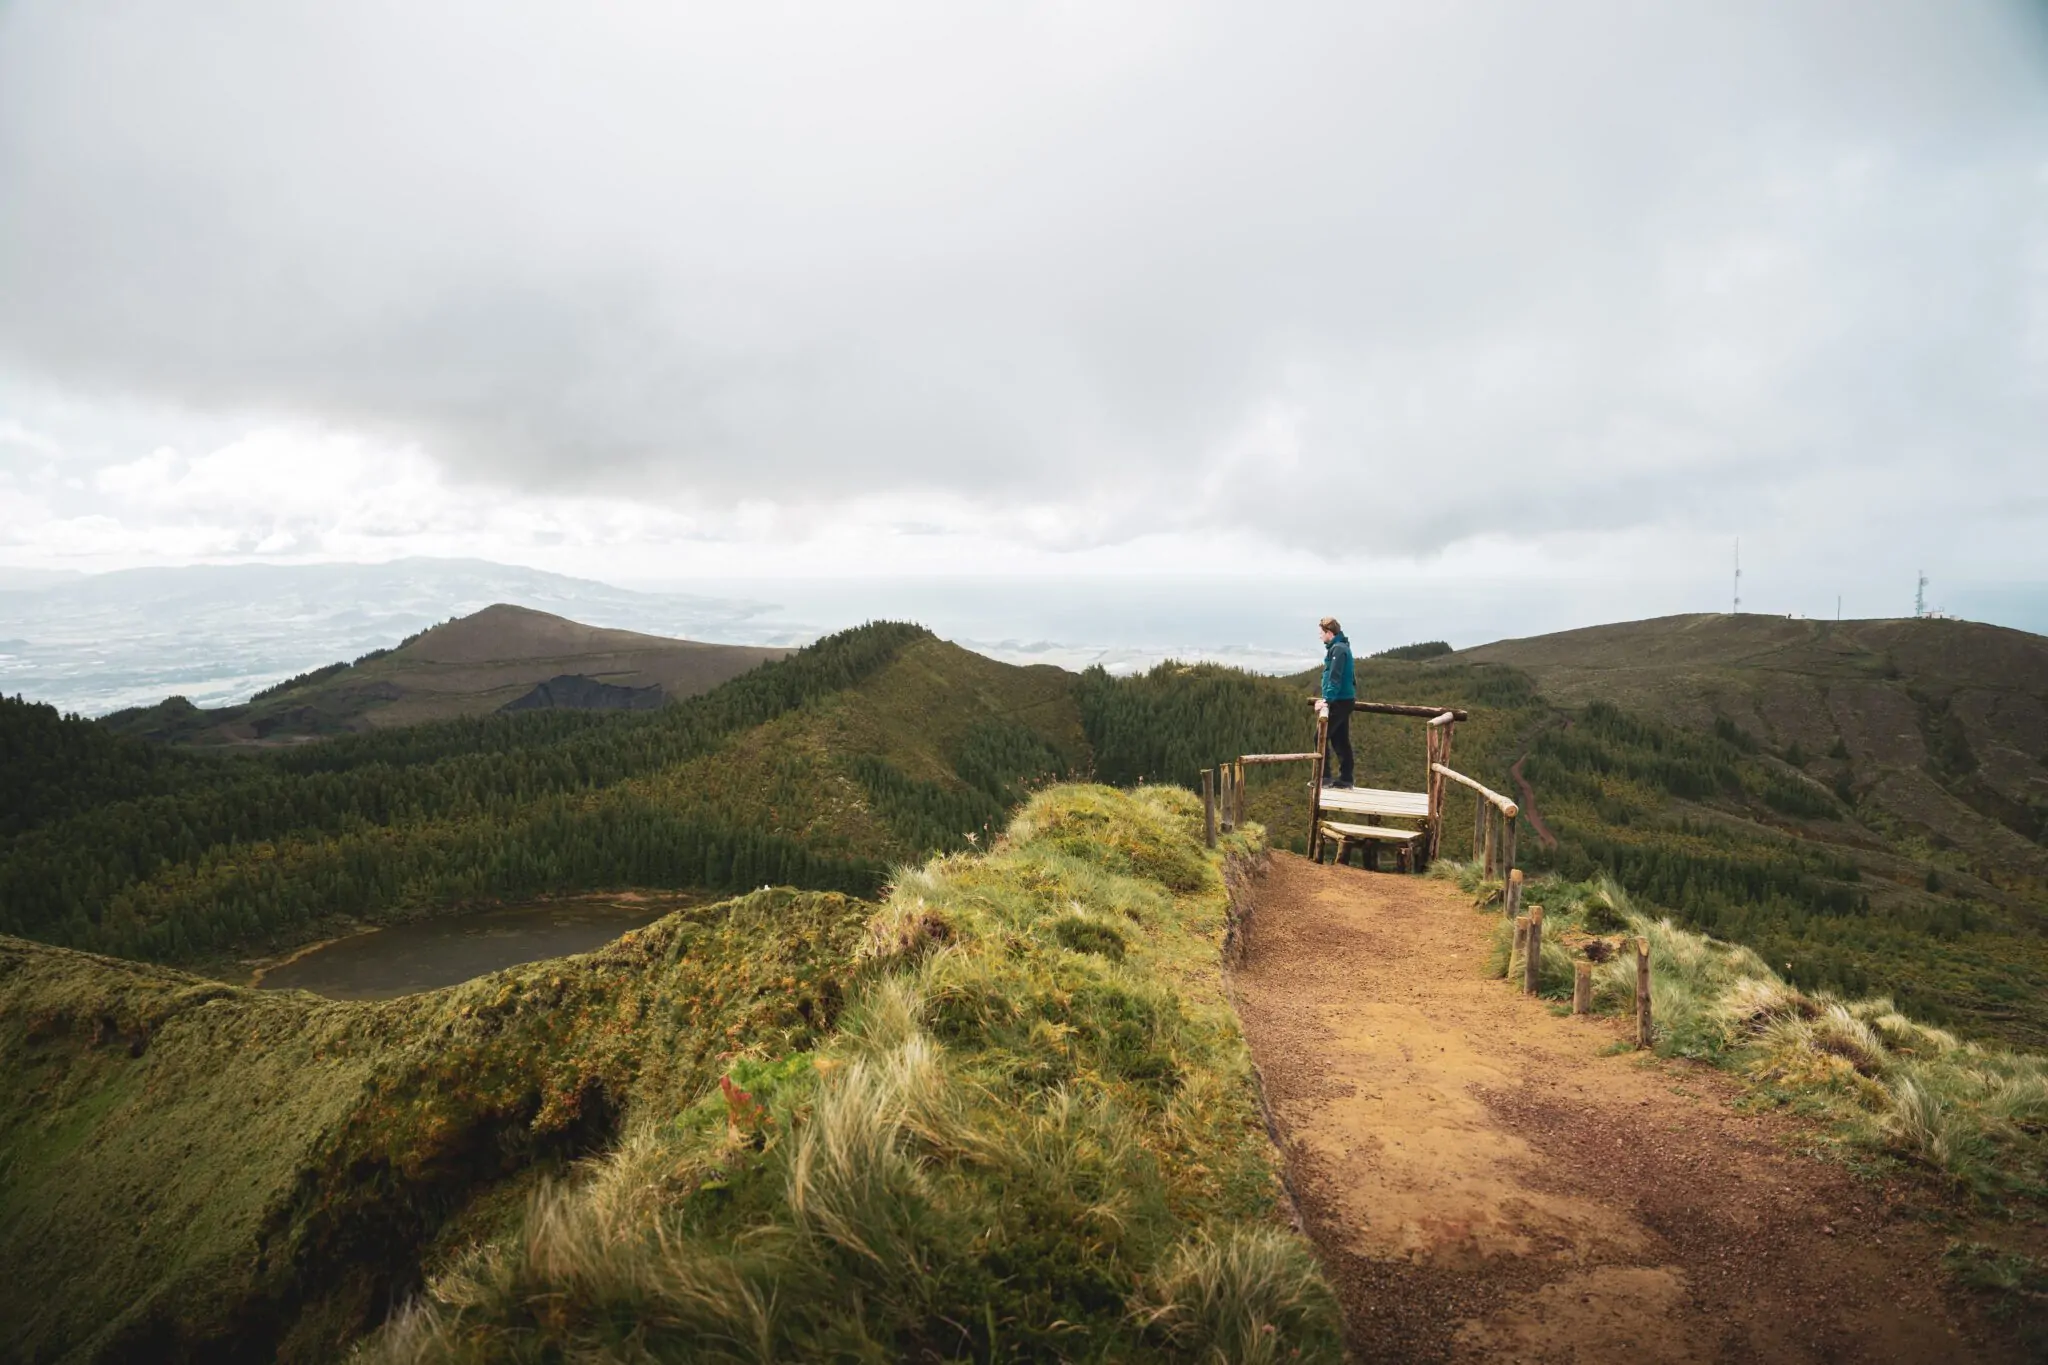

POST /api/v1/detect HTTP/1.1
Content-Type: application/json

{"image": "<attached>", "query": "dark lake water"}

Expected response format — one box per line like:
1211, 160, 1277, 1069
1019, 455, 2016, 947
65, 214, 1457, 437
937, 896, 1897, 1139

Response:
256, 898, 688, 1001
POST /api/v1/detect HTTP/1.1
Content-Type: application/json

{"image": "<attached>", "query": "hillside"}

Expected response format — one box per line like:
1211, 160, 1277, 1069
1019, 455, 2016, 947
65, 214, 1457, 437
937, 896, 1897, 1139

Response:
1458, 613, 2048, 877
1445, 614, 2048, 1046
0, 789, 1332, 1363
0, 624, 1085, 968
98, 604, 789, 745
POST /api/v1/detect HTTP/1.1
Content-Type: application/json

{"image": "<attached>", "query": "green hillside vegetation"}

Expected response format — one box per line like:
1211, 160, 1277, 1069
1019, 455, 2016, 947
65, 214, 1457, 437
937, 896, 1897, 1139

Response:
1445, 616, 2048, 1049
10, 607, 2043, 1055
1369, 639, 1452, 662
1459, 613, 2048, 879
0, 787, 1337, 1363
0, 624, 1081, 967
98, 604, 789, 745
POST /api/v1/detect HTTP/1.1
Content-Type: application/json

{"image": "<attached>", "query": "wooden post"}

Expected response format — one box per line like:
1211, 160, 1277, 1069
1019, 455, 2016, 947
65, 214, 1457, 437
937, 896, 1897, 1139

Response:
1573, 960, 1592, 1015
1511, 914, 1529, 979
1473, 794, 1486, 866
1432, 719, 1456, 863
1220, 763, 1234, 834
1504, 867, 1523, 919
1202, 768, 1216, 849
1501, 814, 1518, 889
1635, 937, 1653, 1049
1524, 906, 1544, 995
1234, 761, 1247, 828
1309, 715, 1328, 860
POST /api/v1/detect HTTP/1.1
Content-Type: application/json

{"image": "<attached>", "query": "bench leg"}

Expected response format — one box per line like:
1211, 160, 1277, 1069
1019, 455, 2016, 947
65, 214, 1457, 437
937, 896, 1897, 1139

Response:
1363, 841, 1380, 872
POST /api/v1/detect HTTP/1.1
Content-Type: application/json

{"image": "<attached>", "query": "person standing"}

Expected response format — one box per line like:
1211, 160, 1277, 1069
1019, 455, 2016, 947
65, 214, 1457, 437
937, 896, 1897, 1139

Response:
1317, 616, 1356, 789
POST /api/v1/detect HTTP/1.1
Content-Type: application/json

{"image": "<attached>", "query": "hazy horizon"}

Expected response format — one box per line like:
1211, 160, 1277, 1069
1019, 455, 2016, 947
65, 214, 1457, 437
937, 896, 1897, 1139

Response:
5, 554, 2041, 717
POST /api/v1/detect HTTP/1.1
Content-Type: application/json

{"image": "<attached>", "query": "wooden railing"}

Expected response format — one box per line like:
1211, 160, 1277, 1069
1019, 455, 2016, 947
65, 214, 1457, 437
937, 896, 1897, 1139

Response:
1432, 761, 1525, 917
1198, 701, 1468, 863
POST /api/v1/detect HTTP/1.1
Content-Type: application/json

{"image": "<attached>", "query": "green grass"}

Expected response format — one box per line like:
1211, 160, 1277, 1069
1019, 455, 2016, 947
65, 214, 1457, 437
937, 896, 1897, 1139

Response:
1, 786, 1338, 1362
1944, 1241, 2048, 1353
361, 784, 1339, 1363
0, 890, 872, 1362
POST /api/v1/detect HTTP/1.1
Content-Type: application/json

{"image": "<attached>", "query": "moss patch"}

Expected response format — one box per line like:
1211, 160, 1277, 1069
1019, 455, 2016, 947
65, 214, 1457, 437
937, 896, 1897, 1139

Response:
0, 891, 868, 1363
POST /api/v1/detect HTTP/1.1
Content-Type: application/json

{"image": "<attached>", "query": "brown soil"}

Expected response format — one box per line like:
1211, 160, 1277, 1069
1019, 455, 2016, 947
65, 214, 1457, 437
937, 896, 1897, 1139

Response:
1232, 853, 2015, 1364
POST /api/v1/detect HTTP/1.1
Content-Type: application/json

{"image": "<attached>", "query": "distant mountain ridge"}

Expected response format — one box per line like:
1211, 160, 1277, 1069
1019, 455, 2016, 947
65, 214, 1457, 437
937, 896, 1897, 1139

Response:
100, 604, 789, 744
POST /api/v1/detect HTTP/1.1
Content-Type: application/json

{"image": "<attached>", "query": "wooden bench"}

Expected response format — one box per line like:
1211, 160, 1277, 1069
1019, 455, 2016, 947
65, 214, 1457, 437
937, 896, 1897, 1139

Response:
1319, 820, 1422, 872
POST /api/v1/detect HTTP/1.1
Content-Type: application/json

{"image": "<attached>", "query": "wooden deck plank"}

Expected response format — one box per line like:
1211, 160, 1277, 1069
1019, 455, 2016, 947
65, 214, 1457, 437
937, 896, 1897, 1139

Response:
1321, 821, 1420, 842
1317, 787, 1430, 819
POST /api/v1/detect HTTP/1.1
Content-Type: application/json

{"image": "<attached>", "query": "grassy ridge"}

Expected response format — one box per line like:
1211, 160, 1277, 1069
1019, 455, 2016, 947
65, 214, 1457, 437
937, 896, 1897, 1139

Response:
0, 787, 1338, 1363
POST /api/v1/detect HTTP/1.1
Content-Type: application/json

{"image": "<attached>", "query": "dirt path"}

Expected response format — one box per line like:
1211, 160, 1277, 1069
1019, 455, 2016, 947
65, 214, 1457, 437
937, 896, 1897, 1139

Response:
1232, 853, 2010, 1364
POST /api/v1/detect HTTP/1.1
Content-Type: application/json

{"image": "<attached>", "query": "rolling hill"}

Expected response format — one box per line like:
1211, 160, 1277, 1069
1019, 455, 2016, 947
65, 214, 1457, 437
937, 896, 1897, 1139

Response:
0, 623, 1085, 967
97, 604, 790, 745
1456, 613, 2048, 880
10, 606, 2047, 1042
1443, 613, 2048, 1046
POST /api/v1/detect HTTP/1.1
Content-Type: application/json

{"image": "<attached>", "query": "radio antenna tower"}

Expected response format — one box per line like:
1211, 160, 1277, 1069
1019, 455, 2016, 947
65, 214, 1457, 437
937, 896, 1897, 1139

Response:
1732, 539, 1742, 615
1915, 570, 1928, 618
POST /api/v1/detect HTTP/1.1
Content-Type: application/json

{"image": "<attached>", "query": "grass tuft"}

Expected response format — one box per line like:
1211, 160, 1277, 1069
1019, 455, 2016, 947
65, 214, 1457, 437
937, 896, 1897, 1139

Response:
1478, 867, 2048, 1215
1132, 1226, 1341, 1364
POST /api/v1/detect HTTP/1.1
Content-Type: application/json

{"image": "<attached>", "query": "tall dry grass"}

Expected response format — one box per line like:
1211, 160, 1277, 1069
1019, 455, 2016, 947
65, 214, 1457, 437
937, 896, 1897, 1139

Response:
360, 785, 1340, 1362
1441, 863, 2048, 1208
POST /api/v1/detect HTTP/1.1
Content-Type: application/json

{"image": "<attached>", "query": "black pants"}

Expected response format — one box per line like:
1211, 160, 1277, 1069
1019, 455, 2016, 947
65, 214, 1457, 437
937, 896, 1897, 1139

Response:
1324, 699, 1355, 786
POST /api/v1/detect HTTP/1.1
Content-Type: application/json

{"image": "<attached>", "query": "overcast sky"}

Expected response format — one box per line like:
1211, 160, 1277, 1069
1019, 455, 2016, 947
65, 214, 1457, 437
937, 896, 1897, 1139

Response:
1, 2, 2043, 630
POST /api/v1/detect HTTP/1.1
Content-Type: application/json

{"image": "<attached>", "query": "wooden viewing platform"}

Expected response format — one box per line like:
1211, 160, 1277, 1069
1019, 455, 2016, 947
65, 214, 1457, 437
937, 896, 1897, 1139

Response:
1204, 694, 1523, 897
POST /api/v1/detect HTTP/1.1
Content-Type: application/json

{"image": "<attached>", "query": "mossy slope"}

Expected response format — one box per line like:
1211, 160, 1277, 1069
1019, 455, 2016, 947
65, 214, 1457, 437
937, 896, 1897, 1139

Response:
2, 786, 1335, 1362
0, 891, 868, 1363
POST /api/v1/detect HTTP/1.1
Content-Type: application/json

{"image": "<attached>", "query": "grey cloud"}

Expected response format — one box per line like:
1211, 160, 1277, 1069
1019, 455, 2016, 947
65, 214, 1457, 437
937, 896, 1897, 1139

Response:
0, 1, 2043, 554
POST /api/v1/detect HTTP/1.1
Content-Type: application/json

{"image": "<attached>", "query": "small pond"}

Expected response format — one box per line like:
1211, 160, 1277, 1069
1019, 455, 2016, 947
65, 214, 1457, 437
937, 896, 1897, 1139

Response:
256, 896, 696, 1001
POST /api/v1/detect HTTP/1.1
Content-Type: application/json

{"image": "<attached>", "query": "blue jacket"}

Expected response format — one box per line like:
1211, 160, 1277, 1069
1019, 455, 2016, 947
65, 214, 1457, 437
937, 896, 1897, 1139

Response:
1321, 632, 1356, 701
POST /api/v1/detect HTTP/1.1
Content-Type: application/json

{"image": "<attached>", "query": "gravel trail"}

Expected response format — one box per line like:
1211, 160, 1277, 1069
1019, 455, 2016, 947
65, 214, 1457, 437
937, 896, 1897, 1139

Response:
1232, 853, 2009, 1364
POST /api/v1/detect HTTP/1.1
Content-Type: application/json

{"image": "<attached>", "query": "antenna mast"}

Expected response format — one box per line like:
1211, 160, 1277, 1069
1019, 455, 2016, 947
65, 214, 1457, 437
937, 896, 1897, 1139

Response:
1915, 570, 1928, 618
1732, 539, 1741, 615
